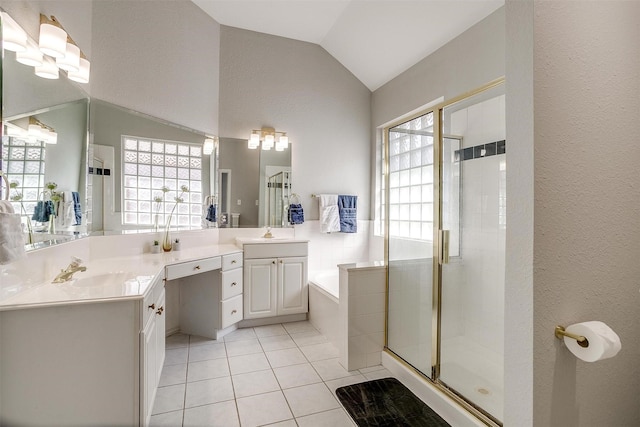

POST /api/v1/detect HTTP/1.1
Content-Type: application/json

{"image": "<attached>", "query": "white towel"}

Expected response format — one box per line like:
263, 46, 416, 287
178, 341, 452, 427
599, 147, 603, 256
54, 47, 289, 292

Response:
58, 191, 76, 228
319, 194, 340, 233
0, 204, 26, 264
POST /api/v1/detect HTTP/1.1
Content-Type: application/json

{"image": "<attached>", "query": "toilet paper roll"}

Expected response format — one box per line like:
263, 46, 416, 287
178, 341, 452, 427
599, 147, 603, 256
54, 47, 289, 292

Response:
563, 321, 622, 362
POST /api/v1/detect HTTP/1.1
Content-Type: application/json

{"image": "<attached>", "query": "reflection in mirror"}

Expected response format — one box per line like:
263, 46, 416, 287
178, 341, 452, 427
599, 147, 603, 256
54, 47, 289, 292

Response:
89, 100, 215, 234
217, 137, 292, 228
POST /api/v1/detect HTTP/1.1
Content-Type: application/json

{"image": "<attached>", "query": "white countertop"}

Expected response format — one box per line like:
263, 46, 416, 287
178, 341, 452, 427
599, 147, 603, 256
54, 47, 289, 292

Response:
235, 237, 309, 248
0, 244, 241, 311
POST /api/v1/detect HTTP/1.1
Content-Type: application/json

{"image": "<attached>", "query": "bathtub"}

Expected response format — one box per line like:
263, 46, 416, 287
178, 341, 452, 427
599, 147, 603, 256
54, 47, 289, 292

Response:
308, 270, 340, 350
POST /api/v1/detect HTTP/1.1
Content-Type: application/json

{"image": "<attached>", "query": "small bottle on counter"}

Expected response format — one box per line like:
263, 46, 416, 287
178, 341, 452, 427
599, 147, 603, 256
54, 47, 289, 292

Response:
151, 240, 161, 254
173, 238, 181, 251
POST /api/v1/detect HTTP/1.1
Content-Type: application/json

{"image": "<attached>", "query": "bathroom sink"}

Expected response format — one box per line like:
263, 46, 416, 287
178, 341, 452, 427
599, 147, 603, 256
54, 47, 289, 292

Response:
69, 272, 137, 287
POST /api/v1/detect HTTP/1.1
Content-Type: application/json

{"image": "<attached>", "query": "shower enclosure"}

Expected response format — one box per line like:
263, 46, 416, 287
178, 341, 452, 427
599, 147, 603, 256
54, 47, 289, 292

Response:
385, 80, 505, 426
266, 170, 291, 227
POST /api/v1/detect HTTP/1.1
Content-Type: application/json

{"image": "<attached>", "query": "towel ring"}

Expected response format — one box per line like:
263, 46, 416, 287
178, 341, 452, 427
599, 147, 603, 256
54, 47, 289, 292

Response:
290, 193, 301, 204
0, 171, 9, 201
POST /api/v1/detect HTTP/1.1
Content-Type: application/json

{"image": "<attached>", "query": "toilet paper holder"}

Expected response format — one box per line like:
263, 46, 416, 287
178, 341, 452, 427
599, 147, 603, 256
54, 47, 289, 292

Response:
555, 325, 589, 348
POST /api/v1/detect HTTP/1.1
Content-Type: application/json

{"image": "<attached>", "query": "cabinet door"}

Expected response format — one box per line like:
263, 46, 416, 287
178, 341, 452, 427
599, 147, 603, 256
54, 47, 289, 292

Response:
155, 290, 166, 383
141, 314, 157, 426
278, 257, 308, 315
244, 258, 277, 319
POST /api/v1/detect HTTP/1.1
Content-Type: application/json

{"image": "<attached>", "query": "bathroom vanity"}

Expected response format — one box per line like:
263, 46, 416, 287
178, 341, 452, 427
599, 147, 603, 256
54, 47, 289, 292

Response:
236, 238, 309, 325
0, 243, 242, 427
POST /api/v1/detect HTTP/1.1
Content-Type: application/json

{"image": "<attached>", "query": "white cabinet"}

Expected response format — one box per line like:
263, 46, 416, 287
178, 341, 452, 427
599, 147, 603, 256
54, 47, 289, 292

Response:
141, 280, 166, 427
242, 241, 308, 320
177, 252, 244, 339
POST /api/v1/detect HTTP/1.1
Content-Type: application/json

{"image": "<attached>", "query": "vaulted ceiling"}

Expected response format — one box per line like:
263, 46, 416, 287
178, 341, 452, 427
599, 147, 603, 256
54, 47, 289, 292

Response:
192, 0, 504, 91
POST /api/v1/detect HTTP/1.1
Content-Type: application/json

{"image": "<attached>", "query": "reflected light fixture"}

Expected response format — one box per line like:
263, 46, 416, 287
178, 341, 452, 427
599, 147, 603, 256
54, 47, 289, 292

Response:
203, 137, 217, 155
248, 127, 289, 151
16, 40, 44, 67
1, 12, 27, 52
35, 57, 59, 79
28, 117, 57, 144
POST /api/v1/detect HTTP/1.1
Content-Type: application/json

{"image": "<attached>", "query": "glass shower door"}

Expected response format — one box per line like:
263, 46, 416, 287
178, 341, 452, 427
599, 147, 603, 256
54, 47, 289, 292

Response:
386, 111, 436, 374
438, 84, 506, 423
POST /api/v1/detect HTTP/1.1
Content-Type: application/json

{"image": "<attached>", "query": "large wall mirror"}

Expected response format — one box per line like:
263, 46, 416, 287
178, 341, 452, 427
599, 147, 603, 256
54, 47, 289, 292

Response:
1, 23, 90, 250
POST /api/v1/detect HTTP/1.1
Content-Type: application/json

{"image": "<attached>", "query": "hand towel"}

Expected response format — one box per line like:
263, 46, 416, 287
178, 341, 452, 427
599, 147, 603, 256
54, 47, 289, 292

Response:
288, 203, 304, 225
59, 191, 76, 228
206, 204, 217, 222
319, 194, 339, 233
338, 195, 357, 233
0, 208, 26, 264
32, 200, 54, 223
72, 192, 82, 225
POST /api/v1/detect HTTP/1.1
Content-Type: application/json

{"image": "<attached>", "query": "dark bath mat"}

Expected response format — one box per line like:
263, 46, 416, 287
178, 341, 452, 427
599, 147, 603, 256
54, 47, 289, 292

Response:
336, 377, 451, 427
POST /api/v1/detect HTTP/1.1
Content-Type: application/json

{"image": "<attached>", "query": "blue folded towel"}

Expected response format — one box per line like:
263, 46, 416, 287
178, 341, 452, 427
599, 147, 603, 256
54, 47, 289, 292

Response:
206, 204, 217, 222
338, 195, 357, 233
288, 204, 304, 225
32, 200, 55, 223
72, 192, 82, 225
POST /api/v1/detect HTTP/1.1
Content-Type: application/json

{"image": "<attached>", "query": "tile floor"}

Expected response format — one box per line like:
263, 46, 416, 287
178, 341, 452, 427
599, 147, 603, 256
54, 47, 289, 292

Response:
151, 321, 394, 427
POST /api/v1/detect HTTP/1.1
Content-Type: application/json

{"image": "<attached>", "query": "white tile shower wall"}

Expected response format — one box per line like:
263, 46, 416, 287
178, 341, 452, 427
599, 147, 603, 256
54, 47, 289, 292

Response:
293, 221, 372, 273
339, 265, 386, 371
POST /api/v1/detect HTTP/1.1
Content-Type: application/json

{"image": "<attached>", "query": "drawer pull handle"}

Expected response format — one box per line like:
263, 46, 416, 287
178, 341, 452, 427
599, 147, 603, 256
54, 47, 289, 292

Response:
231, 260, 237, 264
280, 260, 283, 264
194, 265, 201, 270
231, 309, 237, 315
231, 282, 237, 286
156, 306, 164, 315
272, 260, 276, 264
148, 303, 155, 310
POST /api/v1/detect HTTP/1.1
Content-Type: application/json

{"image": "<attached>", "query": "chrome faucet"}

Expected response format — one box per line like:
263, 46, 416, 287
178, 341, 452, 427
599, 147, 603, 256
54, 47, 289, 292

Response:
52, 257, 87, 283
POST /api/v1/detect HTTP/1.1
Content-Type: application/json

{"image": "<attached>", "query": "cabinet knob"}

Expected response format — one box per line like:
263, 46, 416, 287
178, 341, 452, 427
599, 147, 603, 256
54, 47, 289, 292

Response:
231, 260, 237, 264
231, 282, 237, 286
194, 265, 201, 270
280, 260, 283, 264
156, 306, 164, 315
231, 309, 237, 315
148, 303, 155, 310
272, 260, 276, 264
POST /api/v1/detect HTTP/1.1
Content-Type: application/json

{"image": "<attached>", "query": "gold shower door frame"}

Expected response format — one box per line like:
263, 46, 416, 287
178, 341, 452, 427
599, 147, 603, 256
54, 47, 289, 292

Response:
383, 78, 505, 427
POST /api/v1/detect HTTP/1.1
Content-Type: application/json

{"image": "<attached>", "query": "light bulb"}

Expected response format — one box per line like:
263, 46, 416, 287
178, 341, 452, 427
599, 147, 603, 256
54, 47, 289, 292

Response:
35, 59, 59, 79
1, 12, 27, 52
67, 57, 90, 83
39, 19, 67, 58
16, 40, 44, 67
56, 42, 80, 72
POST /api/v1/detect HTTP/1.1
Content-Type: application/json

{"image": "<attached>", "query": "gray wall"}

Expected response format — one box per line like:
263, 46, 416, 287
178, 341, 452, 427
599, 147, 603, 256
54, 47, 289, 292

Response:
219, 26, 371, 220
90, 0, 220, 136
530, 2, 640, 426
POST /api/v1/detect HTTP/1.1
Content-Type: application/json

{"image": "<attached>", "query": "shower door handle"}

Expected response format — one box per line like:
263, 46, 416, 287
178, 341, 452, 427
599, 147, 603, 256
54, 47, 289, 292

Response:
438, 229, 450, 265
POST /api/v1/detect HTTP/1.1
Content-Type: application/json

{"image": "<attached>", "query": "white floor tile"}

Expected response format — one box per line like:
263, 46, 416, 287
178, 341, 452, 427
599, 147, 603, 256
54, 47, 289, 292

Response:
362, 368, 393, 381
324, 374, 367, 393
187, 358, 230, 382
254, 324, 288, 337
236, 390, 293, 427
232, 369, 281, 398
158, 363, 187, 387
282, 321, 318, 334
149, 409, 183, 427
273, 363, 322, 389
189, 335, 218, 347
165, 333, 190, 349
188, 342, 227, 362
263, 420, 297, 427
185, 376, 234, 408
283, 383, 340, 417
152, 384, 185, 415
228, 352, 271, 375
183, 400, 240, 427
311, 358, 360, 382
299, 342, 339, 362
357, 365, 385, 374
259, 334, 297, 351
290, 331, 328, 347
223, 327, 257, 342
266, 347, 308, 368
164, 348, 189, 366
225, 338, 263, 357
296, 408, 356, 427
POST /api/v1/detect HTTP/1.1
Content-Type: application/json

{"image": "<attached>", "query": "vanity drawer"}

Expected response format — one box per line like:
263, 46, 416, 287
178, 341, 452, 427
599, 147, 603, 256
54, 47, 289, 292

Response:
221, 268, 243, 300
222, 252, 243, 271
165, 257, 221, 281
220, 294, 243, 329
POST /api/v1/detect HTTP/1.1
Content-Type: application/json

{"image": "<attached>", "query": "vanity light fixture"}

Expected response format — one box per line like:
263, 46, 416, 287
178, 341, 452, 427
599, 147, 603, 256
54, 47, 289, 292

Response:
34, 57, 59, 79
38, 14, 67, 58
203, 137, 217, 155
16, 40, 44, 67
67, 54, 90, 83
248, 127, 289, 151
1, 12, 27, 52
